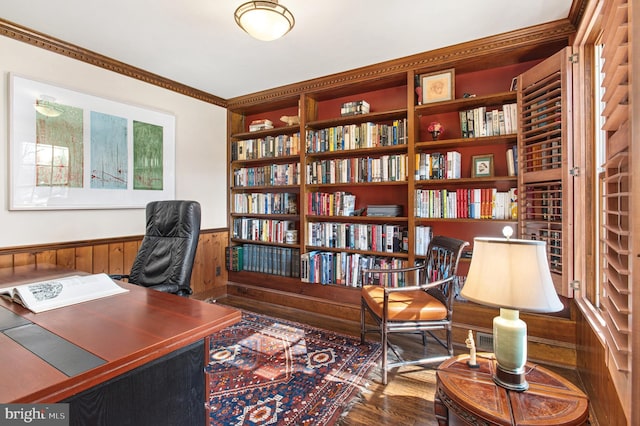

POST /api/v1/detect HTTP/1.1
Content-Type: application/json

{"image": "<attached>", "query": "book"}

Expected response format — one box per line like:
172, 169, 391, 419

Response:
506, 148, 516, 176
0, 273, 128, 313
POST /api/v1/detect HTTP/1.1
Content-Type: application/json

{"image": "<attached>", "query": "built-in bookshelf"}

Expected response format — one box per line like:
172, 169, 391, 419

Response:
226, 49, 567, 296
228, 110, 303, 277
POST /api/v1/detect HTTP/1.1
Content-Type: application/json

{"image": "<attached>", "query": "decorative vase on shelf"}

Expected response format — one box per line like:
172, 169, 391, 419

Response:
427, 121, 444, 141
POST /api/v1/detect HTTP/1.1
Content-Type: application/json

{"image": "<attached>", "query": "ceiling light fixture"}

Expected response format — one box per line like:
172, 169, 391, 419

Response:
34, 96, 64, 117
234, 0, 295, 41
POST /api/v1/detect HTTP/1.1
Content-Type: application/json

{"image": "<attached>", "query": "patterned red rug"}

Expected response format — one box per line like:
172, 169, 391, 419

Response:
205, 310, 381, 425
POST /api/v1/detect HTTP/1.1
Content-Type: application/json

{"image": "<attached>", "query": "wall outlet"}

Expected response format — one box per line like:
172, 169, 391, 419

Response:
215, 266, 221, 276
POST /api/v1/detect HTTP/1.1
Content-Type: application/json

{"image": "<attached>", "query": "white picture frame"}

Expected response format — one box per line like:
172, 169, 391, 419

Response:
9, 74, 175, 210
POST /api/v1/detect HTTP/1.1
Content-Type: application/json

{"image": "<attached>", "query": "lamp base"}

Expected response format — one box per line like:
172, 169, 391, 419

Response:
493, 308, 529, 392
494, 364, 529, 392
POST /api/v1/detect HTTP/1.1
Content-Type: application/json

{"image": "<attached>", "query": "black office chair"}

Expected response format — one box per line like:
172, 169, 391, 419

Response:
360, 235, 469, 384
111, 200, 201, 297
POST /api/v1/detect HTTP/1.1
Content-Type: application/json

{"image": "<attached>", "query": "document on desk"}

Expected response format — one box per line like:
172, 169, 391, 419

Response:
0, 273, 129, 313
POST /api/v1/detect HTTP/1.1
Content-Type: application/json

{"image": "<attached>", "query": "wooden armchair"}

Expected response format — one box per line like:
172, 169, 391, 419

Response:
360, 235, 469, 384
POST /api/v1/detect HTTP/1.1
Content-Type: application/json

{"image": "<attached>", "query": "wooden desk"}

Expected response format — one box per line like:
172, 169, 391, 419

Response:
0, 264, 241, 426
435, 354, 589, 426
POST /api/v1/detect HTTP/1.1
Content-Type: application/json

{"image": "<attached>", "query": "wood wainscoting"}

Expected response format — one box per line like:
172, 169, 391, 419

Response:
0, 228, 229, 299
576, 308, 627, 426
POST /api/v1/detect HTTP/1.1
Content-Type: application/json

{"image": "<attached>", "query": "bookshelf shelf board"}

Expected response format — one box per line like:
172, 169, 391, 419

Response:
230, 213, 300, 220
415, 176, 517, 188
305, 181, 408, 189
415, 92, 517, 116
231, 124, 300, 140
304, 246, 410, 258
415, 134, 517, 150
230, 238, 301, 249
305, 215, 409, 224
306, 144, 408, 159
415, 217, 518, 224
306, 108, 408, 130
231, 154, 301, 166
231, 185, 301, 192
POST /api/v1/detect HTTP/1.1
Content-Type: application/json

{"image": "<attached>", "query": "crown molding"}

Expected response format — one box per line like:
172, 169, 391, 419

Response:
227, 19, 575, 110
0, 18, 227, 108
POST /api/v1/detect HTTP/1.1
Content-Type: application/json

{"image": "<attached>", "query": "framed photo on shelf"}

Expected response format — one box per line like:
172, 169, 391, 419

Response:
510, 77, 518, 91
471, 154, 494, 178
421, 69, 455, 104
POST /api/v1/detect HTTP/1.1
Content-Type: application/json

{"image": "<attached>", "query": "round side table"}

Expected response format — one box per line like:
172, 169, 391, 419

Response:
434, 353, 589, 425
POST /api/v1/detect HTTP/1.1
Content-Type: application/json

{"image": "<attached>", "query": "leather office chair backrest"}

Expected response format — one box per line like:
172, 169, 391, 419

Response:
129, 200, 201, 296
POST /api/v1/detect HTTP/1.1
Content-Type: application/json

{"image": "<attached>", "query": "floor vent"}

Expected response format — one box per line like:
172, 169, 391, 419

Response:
476, 332, 494, 351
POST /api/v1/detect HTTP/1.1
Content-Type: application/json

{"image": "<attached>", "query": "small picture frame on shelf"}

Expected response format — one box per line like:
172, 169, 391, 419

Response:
421, 69, 455, 104
471, 154, 494, 178
510, 77, 518, 91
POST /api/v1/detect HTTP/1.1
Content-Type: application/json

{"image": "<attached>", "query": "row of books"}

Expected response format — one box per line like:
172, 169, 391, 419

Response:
306, 154, 408, 184
232, 163, 300, 187
231, 133, 300, 161
307, 191, 356, 216
340, 100, 370, 116
306, 119, 408, 153
415, 188, 518, 220
459, 103, 517, 138
415, 151, 462, 180
301, 251, 408, 287
307, 222, 408, 253
232, 218, 296, 244
226, 245, 301, 278
233, 192, 298, 215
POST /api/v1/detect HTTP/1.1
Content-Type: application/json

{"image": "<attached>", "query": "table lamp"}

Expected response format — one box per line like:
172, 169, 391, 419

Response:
460, 226, 563, 391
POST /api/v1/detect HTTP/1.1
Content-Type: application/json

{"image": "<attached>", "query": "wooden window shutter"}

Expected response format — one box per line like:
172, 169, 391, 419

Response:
517, 47, 574, 298
599, 0, 631, 373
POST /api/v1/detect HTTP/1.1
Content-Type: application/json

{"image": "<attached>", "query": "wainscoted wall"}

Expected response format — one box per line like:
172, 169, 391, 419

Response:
576, 308, 627, 426
0, 228, 229, 298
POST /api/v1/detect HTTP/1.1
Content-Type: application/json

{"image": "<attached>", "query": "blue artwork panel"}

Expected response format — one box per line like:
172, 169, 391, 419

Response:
90, 111, 128, 189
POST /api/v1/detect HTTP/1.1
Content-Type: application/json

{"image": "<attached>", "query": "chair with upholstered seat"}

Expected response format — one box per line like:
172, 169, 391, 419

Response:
360, 235, 469, 384
111, 200, 201, 297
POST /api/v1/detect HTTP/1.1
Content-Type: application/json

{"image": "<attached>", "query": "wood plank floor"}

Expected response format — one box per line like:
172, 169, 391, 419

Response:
208, 295, 591, 426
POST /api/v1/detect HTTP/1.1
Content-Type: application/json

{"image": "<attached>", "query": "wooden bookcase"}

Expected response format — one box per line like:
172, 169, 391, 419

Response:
225, 29, 571, 310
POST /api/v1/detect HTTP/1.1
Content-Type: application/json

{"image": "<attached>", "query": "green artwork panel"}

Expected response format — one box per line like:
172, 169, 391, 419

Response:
90, 111, 128, 189
133, 120, 163, 190
35, 104, 84, 187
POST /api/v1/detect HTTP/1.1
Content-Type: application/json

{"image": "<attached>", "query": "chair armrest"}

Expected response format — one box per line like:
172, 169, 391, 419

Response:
362, 274, 455, 294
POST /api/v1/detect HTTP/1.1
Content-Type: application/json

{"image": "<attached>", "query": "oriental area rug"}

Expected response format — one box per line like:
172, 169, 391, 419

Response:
205, 310, 381, 426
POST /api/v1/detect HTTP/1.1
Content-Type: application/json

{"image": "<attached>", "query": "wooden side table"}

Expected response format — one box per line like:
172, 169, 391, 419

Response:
434, 353, 589, 425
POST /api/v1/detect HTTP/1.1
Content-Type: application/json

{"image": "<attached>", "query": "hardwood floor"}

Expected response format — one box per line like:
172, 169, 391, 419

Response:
207, 295, 590, 426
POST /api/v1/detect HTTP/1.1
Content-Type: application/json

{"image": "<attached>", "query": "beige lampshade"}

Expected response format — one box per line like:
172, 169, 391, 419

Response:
460, 237, 563, 313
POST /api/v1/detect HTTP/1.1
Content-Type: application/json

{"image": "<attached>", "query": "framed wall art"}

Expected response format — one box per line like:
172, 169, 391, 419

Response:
421, 69, 455, 104
471, 154, 495, 178
9, 74, 176, 210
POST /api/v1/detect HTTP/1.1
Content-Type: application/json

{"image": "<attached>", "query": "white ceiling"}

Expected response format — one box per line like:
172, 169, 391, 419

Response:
1, 0, 573, 100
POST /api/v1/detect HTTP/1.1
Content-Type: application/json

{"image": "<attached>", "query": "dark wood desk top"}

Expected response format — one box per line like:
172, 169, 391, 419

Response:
0, 264, 241, 403
436, 353, 589, 425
